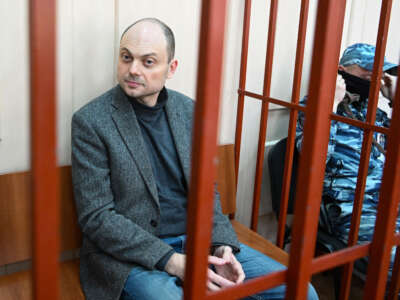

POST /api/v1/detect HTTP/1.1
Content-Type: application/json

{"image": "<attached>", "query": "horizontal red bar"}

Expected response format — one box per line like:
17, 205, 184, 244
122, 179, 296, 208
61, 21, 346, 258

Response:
206, 269, 286, 300
311, 243, 370, 274
204, 243, 371, 299
238, 89, 389, 135
238, 90, 306, 112
330, 114, 390, 135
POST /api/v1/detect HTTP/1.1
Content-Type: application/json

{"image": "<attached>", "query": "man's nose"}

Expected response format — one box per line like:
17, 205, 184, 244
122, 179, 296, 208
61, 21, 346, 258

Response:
129, 61, 141, 75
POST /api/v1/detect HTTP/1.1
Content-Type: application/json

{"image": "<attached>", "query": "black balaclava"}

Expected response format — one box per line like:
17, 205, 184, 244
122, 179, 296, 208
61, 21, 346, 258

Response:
338, 69, 371, 102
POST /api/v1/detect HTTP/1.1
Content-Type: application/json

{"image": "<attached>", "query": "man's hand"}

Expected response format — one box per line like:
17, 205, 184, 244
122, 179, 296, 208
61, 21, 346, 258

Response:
381, 73, 397, 102
333, 74, 346, 112
164, 252, 237, 291
207, 255, 236, 291
213, 246, 245, 284
165, 253, 186, 280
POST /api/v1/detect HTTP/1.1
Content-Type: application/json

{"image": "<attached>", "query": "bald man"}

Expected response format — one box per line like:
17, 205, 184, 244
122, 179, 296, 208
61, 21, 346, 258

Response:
72, 18, 318, 300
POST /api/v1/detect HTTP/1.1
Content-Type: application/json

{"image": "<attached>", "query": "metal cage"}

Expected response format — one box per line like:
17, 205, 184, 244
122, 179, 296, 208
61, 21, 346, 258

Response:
29, 0, 400, 299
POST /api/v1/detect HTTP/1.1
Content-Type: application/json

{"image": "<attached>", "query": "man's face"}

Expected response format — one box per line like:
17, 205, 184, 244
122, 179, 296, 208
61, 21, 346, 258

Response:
117, 22, 177, 106
339, 64, 373, 81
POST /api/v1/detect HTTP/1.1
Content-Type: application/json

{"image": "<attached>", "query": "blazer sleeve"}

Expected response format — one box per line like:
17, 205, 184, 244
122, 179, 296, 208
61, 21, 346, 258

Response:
71, 112, 173, 270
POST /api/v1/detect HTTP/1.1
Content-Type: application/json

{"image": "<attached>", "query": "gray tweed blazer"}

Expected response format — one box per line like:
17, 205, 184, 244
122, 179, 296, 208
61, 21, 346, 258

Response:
71, 85, 240, 300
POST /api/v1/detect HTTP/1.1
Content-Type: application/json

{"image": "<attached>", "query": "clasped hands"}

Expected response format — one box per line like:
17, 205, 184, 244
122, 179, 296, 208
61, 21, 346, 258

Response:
165, 245, 245, 291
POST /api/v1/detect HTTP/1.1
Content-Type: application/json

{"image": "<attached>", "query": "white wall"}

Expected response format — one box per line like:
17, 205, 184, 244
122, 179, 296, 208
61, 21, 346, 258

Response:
344, 0, 400, 62
0, 0, 241, 169
0, 0, 399, 225
0, 0, 30, 173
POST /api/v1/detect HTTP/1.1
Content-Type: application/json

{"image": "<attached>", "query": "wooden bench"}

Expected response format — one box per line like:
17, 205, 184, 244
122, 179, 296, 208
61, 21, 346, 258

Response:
217, 144, 288, 265
0, 144, 287, 299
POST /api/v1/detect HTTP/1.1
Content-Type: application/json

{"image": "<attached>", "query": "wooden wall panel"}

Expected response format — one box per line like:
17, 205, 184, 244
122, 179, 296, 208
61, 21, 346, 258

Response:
217, 145, 237, 215
0, 167, 81, 266
0, 172, 32, 265
59, 167, 82, 251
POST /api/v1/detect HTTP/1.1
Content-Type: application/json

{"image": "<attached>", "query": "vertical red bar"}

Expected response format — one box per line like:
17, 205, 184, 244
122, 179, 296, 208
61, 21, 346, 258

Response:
339, 1, 393, 298
387, 247, 400, 300
30, 0, 59, 300
363, 57, 400, 300
234, 0, 252, 187
276, 0, 310, 248
183, 1, 228, 299
250, 0, 279, 231
286, 0, 346, 299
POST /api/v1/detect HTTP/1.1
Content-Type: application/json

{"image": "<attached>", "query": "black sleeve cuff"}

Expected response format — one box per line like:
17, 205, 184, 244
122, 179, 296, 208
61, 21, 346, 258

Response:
210, 243, 240, 255
155, 249, 175, 271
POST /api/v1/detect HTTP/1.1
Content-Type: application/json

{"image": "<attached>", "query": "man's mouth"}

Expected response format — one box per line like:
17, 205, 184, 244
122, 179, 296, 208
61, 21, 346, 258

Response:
125, 80, 143, 88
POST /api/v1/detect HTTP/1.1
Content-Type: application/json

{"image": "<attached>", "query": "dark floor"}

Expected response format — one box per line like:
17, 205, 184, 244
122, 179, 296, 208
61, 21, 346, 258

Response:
311, 272, 364, 300
257, 213, 365, 300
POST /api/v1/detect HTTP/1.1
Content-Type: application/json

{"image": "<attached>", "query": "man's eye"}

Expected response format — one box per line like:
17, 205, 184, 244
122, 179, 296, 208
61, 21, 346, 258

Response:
121, 54, 131, 62
144, 59, 154, 66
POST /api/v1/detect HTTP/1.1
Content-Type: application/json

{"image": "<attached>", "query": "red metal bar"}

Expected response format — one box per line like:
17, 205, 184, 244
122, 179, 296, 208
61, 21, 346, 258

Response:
340, 1, 393, 298
206, 270, 286, 300
250, 0, 279, 231
387, 247, 400, 300
311, 243, 370, 274
394, 233, 400, 246
30, 1, 59, 300
239, 90, 306, 111
234, 0, 252, 187
276, 0, 310, 248
286, 0, 346, 298
240, 89, 390, 134
206, 239, 368, 300
183, 1, 228, 299
330, 113, 390, 135
363, 55, 400, 300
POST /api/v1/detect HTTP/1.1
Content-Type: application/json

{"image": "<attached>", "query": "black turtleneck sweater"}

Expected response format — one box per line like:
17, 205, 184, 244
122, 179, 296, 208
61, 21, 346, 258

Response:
129, 88, 188, 239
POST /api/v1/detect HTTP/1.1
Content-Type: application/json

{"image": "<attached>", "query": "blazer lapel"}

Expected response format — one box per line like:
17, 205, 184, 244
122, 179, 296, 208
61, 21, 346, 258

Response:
165, 92, 192, 183
111, 86, 159, 206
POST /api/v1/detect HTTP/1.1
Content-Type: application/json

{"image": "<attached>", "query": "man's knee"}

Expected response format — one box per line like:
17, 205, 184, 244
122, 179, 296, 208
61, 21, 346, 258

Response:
121, 284, 182, 300
122, 267, 182, 300
307, 283, 319, 300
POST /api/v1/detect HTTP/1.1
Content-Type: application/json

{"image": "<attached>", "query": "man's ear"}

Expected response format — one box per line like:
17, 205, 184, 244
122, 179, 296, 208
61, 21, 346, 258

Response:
167, 59, 178, 79
338, 65, 346, 72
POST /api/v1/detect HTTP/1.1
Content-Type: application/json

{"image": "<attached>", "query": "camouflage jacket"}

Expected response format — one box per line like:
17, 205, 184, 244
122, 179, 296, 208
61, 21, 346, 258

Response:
295, 93, 391, 243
